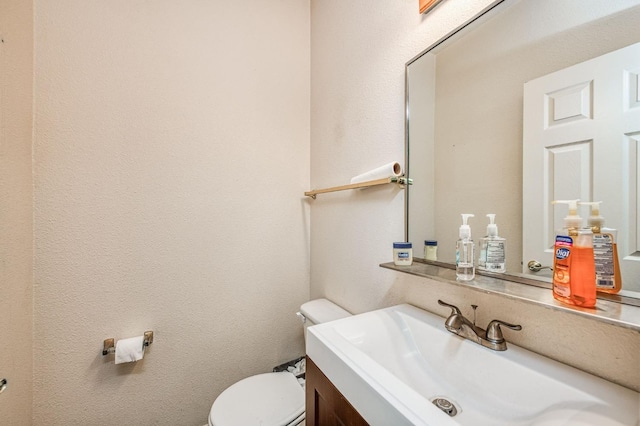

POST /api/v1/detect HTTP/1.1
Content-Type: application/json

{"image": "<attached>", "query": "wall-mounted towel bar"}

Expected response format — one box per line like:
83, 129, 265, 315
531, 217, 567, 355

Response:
305, 176, 412, 199
102, 331, 154, 356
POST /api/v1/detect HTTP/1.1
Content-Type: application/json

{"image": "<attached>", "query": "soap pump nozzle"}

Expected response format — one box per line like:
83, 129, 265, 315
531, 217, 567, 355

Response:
459, 214, 474, 239
579, 201, 604, 233
552, 199, 582, 232
486, 214, 498, 237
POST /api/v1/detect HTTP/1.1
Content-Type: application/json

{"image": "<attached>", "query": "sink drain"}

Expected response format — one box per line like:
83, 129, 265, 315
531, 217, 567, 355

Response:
431, 397, 458, 417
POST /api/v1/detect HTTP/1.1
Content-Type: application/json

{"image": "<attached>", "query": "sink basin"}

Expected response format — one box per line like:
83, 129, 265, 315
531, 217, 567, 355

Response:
306, 304, 639, 425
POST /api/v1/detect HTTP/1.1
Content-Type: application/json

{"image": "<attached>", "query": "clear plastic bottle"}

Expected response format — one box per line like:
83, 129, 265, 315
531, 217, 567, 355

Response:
456, 214, 475, 281
580, 201, 622, 294
477, 214, 506, 273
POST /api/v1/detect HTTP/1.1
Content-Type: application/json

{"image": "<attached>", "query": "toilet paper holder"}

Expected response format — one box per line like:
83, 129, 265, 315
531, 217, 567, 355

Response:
102, 331, 154, 356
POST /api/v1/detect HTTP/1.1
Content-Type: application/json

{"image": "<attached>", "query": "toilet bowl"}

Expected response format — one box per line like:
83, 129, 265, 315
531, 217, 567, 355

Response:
208, 298, 351, 426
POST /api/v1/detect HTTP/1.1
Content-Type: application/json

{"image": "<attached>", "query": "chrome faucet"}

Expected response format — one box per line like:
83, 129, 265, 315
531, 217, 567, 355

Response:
437, 300, 522, 351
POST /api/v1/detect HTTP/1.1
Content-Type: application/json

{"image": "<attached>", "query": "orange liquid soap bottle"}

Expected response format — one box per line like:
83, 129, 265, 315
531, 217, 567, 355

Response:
551, 200, 596, 308
580, 201, 622, 294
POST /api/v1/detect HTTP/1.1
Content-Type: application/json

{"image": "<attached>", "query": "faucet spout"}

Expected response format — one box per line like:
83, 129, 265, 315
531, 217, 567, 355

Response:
437, 300, 522, 351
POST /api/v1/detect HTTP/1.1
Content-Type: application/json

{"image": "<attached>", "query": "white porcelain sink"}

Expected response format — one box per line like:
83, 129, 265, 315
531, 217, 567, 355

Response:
306, 304, 640, 425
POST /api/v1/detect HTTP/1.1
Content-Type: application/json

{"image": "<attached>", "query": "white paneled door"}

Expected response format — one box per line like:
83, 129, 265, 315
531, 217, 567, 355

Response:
523, 42, 640, 293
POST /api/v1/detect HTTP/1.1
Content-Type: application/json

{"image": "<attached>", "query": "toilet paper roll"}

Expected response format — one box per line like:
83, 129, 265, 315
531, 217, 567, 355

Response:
350, 162, 403, 185
115, 335, 145, 364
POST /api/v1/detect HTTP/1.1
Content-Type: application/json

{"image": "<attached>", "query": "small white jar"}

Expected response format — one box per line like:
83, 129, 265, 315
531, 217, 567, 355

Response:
393, 242, 413, 266
424, 240, 438, 261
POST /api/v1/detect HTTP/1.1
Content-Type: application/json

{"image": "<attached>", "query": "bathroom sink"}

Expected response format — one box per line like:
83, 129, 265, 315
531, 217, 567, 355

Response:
306, 304, 639, 425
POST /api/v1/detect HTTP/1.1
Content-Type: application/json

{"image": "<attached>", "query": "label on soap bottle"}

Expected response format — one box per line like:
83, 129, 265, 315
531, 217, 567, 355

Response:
553, 235, 573, 297
593, 233, 615, 289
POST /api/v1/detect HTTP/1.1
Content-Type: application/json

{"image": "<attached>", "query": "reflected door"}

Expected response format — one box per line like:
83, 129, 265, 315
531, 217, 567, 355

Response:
523, 42, 640, 292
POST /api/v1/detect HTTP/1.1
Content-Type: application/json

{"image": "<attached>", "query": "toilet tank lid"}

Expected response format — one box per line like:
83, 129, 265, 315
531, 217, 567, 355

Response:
299, 298, 351, 324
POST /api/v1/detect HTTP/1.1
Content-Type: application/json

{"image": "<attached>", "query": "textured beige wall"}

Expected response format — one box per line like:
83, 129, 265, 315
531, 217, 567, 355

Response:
33, 1, 309, 424
18, 0, 640, 424
0, 0, 33, 426
310, 0, 640, 393
0, 0, 34, 424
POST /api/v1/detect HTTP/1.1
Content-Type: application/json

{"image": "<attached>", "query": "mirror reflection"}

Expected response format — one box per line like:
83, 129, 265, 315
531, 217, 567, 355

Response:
406, 0, 640, 296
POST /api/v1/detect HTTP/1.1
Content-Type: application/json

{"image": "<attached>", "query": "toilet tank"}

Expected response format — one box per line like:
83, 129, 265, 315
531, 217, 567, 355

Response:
298, 298, 351, 342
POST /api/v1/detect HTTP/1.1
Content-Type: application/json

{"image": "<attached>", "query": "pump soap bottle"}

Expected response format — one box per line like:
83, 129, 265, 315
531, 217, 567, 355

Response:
551, 200, 596, 308
580, 201, 622, 294
456, 214, 475, 281
478, 214, 506, 273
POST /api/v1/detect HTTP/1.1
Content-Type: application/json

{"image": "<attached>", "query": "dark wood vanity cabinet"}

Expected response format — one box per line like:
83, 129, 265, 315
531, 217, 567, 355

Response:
306, 357, 369, 426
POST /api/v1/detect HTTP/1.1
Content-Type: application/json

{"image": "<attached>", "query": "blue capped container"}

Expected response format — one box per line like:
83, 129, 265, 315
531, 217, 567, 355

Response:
424, 240, 438, 261
393, 242, 413, 266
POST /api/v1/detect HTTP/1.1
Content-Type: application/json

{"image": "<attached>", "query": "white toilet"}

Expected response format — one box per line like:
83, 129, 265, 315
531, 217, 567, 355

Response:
208, 298, 351, 426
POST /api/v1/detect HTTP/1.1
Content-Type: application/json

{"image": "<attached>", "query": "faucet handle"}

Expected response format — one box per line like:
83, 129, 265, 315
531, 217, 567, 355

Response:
438, 300, 462, 316
486, 319, 522, 343
438, 300, 465, 330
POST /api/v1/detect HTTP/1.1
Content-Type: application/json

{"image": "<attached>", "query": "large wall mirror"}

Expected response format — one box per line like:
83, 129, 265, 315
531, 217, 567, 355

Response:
406, 0, 640, 299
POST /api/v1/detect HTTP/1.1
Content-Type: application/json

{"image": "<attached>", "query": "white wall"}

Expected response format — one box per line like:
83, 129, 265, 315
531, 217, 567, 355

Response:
0, 0, 34, 424
310, 0, 640, 392
32, 1, 310, 424
9, 1, 639, 424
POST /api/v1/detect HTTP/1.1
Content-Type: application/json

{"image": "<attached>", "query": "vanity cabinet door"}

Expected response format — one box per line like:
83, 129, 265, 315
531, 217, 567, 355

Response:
305, 357, 369, 426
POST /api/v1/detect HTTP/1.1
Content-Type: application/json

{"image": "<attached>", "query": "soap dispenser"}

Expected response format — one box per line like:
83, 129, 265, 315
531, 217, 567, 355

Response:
580, 201, 622, 294
456, 214, 475, 281
551, 200, 596, 308
478, 214, 506, 273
